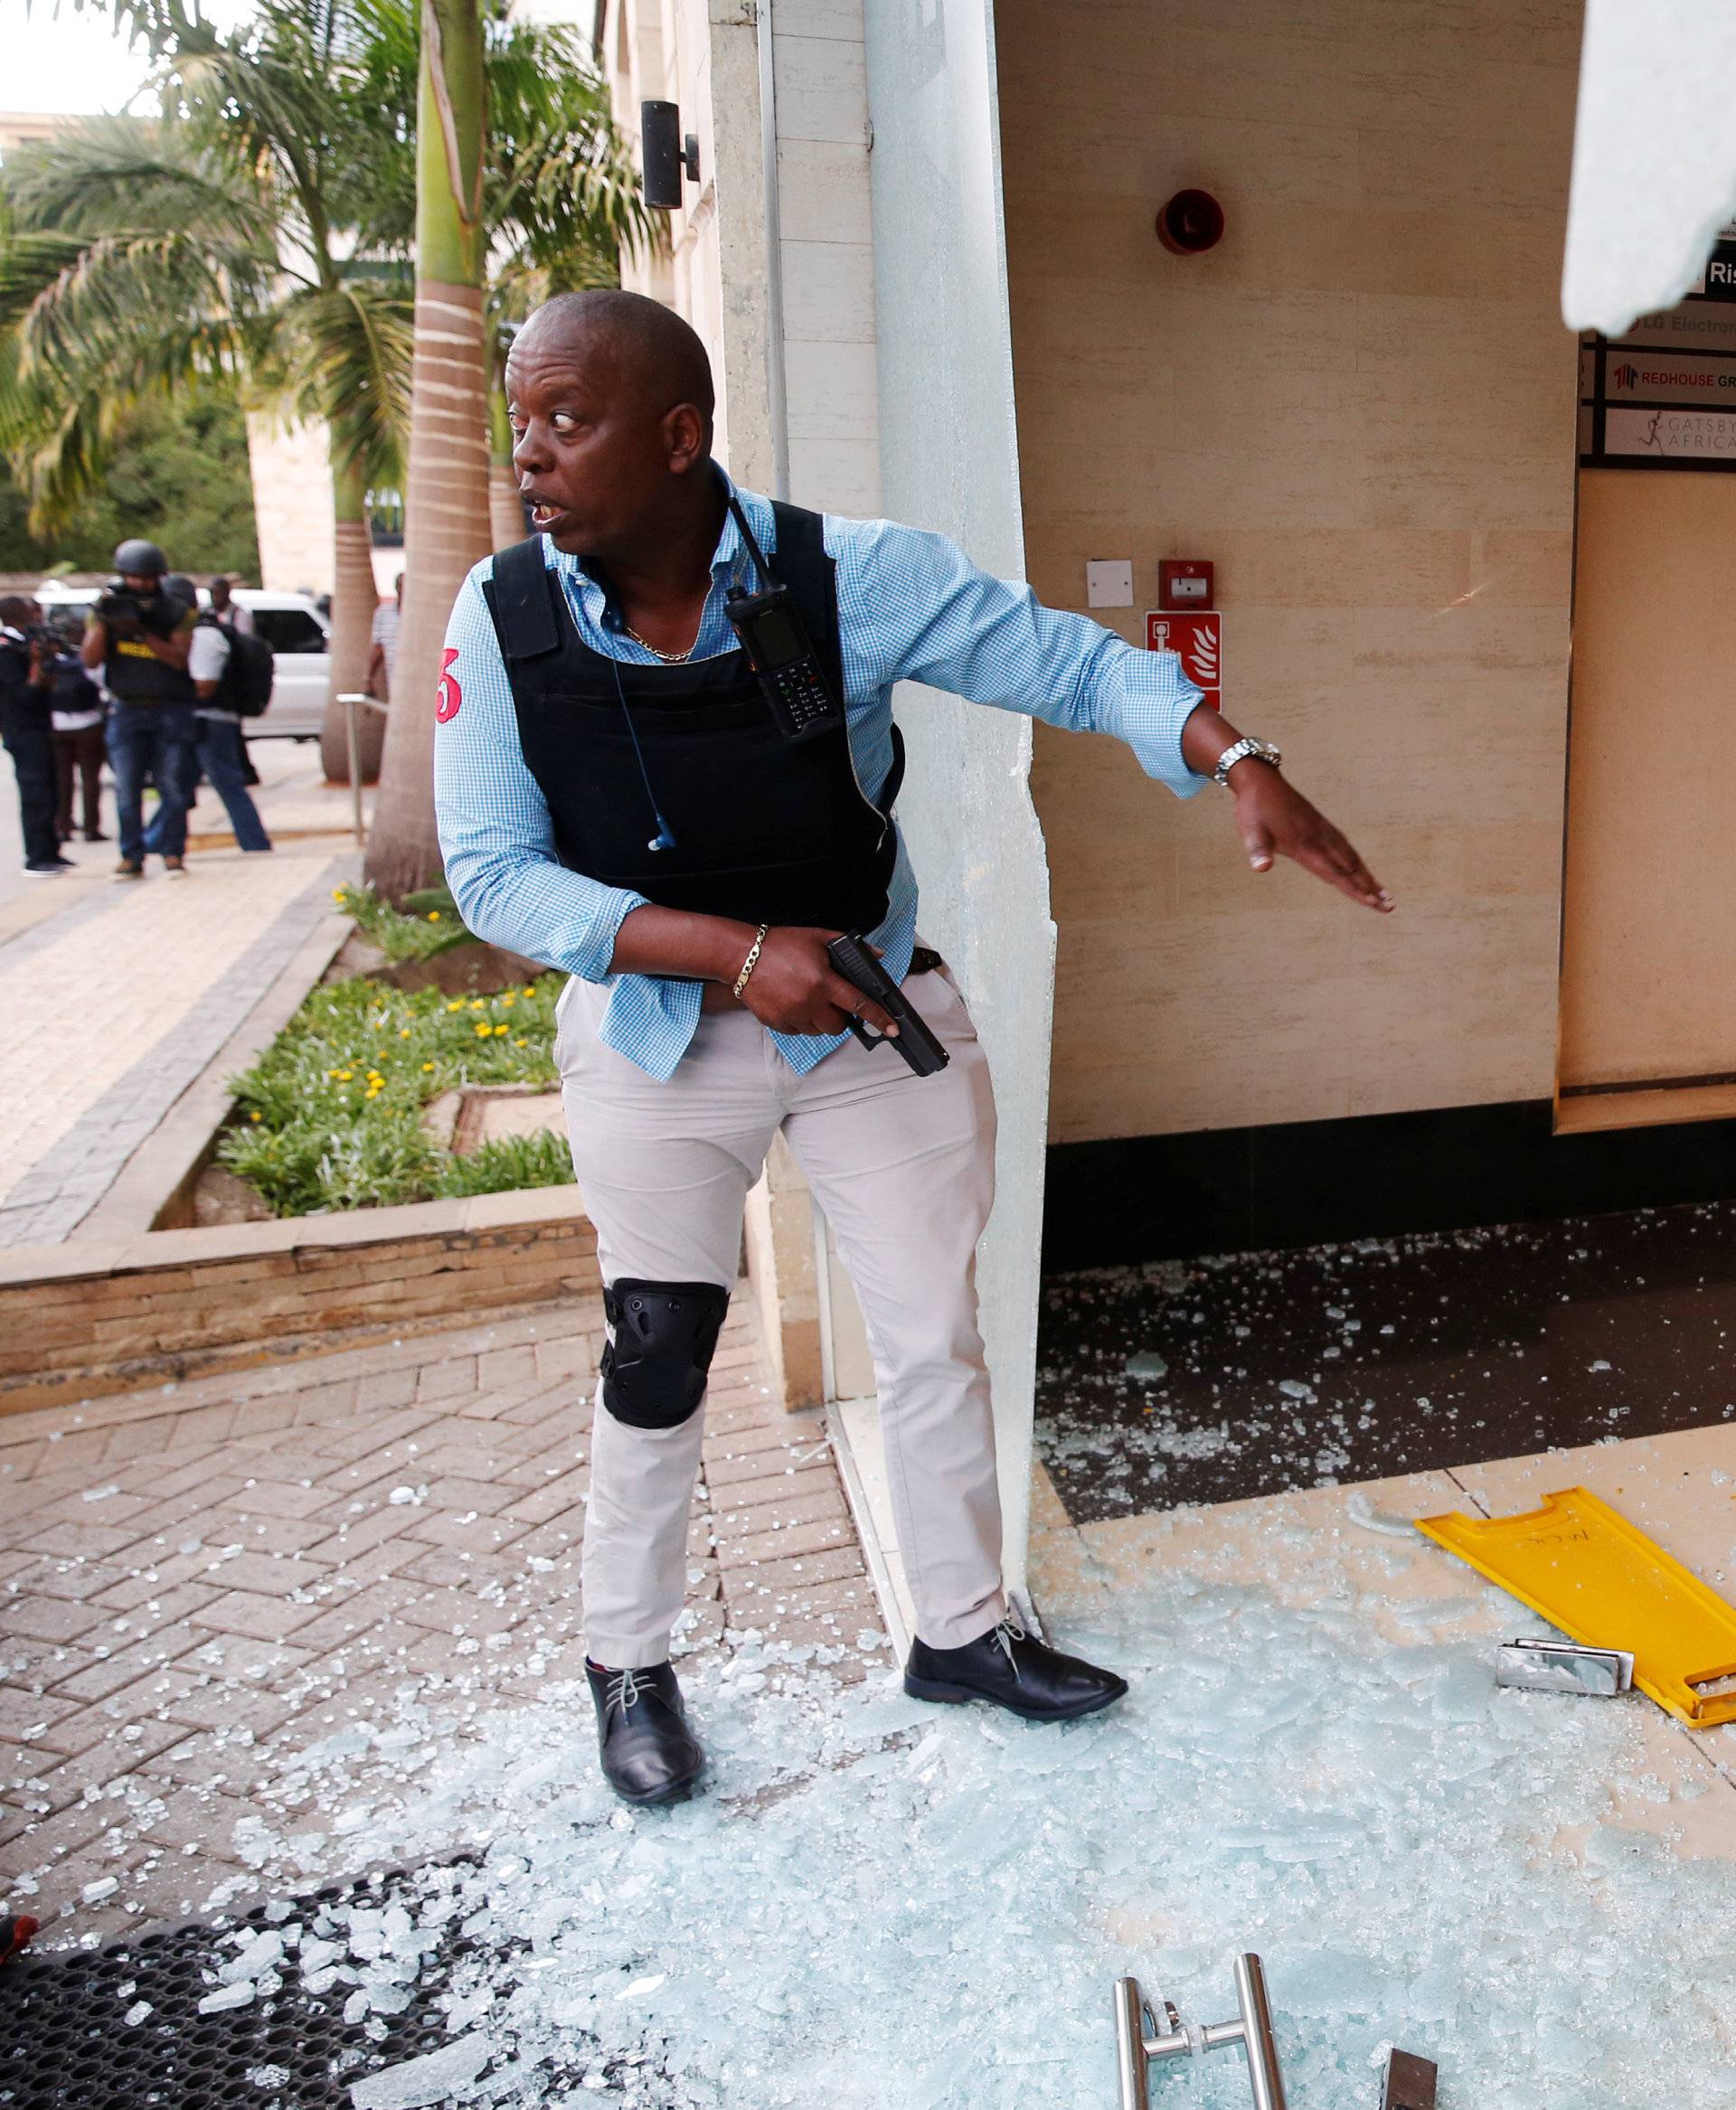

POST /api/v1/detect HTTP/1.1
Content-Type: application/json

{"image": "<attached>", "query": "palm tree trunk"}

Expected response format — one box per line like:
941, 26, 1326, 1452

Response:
320, 454, 384, 783
366, 0, 490, 900
488, 382, 525, 549
488, 463, 526, 550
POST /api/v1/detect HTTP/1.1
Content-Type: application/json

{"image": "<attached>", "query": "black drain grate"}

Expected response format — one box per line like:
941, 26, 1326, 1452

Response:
0, 1865, 527, 2110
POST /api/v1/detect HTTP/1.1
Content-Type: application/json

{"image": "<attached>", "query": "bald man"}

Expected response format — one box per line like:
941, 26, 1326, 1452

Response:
436, 290, 1392, 1807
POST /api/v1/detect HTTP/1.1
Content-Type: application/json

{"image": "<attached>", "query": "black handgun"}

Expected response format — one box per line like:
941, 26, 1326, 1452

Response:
826, 933, 949, 1078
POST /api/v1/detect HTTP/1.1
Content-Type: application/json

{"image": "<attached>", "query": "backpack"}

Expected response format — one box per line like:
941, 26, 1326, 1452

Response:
212, 619, 275, 717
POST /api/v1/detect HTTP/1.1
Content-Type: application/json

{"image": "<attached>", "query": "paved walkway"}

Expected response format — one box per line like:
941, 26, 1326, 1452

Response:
0, 1288, 884, 1947
0, 747, 365, 1247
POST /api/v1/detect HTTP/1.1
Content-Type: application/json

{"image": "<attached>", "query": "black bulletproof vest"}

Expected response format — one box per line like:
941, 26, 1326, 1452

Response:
105, 629, 194, 706
484, 504, 903, 932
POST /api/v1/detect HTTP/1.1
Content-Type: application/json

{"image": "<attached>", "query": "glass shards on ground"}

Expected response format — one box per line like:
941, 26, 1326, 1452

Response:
99, 1530, 1736, 2110
221, 972, 572, 1215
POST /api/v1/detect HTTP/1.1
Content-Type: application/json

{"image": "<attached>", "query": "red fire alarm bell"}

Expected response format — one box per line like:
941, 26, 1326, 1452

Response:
1158, 560, 1213, 610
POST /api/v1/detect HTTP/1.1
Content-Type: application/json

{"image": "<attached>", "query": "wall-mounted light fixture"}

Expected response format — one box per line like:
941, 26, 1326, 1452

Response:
1156, 189, 1225, 256
641, 100, 701, 211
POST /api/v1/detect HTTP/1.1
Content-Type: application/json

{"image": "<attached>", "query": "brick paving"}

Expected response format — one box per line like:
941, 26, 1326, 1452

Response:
0, 1286, 886, 1948
0, 835, 350, 1248
0, 856, 348, 1248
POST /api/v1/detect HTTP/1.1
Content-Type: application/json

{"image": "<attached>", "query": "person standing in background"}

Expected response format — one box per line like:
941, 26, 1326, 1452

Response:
46, 617, 107, 843
144, 576, 272, 857
208, 575, 252, 635
366, 571, 403, 699
184, 582, 271, 854
0, 596, 67, 878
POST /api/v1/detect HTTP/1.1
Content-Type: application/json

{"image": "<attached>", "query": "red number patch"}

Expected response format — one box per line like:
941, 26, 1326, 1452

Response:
435, 646, 462, 723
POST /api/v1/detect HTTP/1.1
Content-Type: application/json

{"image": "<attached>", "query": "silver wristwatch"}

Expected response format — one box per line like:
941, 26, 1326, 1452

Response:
1212, 737, 1282, 788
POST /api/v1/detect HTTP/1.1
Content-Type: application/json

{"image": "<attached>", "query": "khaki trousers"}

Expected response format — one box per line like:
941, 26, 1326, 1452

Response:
558, 966, 1005, 1667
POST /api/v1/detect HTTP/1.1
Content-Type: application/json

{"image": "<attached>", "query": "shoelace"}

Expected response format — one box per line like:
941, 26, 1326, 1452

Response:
990, 1613, 1028, 1667
606, 1668, 645, 1714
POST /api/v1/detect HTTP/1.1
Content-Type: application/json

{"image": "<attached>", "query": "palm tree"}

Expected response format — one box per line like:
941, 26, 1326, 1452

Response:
3, 0, 650, 814
363, 0, 488, 899
364, 3, 656, 898
0, 4, 412, 780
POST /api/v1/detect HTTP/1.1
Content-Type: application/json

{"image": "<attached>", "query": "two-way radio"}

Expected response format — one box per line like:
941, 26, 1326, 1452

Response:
722, 493, 846, 743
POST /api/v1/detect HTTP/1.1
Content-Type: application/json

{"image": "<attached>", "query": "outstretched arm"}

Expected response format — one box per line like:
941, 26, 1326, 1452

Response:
850, 519, 1392, 911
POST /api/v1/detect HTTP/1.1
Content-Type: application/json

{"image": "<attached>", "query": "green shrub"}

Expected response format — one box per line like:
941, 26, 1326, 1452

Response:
431, 1126, 576, 1198
332, 879, 477, 963
220, 971, 571, 1215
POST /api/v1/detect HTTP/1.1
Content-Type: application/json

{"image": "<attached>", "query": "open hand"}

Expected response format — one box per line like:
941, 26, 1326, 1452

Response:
735, 928, 901, 1039
1230, 760, 1392, 912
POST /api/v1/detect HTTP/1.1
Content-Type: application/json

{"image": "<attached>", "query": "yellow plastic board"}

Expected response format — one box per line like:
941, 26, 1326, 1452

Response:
1415, 1485, 1736, 1728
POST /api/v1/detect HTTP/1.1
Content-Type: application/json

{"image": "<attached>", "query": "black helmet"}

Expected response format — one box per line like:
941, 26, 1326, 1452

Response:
113, 538, 167, 578
163, 573, 197, 602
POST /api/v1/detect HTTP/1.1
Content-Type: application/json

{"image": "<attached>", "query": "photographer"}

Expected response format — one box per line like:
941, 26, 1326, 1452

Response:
0, 596, 66, 878
81, 540, 198, 881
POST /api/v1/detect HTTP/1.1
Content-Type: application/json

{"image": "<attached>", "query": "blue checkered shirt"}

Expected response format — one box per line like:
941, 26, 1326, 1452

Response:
434, 481, 1207, 1080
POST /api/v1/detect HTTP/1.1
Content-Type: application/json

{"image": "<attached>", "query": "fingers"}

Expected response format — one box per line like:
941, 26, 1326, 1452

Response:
1244, 784, 1395, 911
1295, 831, 1393, 911
822, 973, 899, 1038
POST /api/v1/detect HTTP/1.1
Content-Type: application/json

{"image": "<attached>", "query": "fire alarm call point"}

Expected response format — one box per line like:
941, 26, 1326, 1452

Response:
1157, 560, 1213, 610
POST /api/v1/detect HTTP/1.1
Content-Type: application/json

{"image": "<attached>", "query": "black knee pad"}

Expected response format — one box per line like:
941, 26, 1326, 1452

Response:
600, 1278, 731, 1430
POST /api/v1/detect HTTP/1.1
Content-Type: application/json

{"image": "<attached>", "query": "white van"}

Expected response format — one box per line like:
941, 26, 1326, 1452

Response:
34, 583, 334, 741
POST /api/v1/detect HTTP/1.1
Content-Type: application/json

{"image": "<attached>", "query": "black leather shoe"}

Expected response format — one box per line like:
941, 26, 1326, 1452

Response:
586, 1659, 704, 1805
904, 1615, 1128, 1723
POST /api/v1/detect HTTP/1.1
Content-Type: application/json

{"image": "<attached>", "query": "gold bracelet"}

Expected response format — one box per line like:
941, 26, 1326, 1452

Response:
731, 924, 769, 998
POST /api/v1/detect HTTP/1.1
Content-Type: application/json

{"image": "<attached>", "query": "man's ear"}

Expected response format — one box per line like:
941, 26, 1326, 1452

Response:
664, 402, 712, 475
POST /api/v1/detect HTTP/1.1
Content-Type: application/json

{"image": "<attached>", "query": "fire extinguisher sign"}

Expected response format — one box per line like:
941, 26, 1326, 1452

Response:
1146, 609, 1221, 711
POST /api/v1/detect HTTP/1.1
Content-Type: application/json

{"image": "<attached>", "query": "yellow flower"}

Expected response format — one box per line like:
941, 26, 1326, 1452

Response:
422, 1060, 436, 1071
523, 986, 535, 996
249, 1110, 262, 1122
399, 1028, 411, 1039
468, 999, 486, 1012
514, 1038, 526, 1048
336, 1069, 353, 1081
326, 1068, 340, 1080
447, 1000, 464, 1013
331, 888, 345, 901
493, 1023, 509, 1036
475, 1022, 492, 1038
427, 910, 441, 921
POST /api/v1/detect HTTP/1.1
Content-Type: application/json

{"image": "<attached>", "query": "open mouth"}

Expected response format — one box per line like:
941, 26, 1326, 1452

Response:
526, 500, 562, 528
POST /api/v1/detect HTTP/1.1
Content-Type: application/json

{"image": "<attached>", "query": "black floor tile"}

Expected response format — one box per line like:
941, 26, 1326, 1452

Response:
1035, 1197, 1736, 1525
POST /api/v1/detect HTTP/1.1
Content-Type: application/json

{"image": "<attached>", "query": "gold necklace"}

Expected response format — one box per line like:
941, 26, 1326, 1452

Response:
623, 617, 698, 664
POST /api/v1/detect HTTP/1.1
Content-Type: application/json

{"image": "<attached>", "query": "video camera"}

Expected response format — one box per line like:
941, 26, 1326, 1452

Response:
93, 579, 184, 642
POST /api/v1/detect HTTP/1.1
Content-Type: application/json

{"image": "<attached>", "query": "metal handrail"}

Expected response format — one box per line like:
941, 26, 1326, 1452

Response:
336, 691, 390, 846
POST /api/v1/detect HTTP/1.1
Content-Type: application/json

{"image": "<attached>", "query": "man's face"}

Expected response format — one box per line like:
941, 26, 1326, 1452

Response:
506, 327, 693, 555
120, 573, 159, 595
212, 579, 231, 608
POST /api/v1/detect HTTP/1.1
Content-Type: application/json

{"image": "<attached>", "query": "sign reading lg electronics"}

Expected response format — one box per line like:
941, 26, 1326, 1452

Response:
1146, 609, 1222, 711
